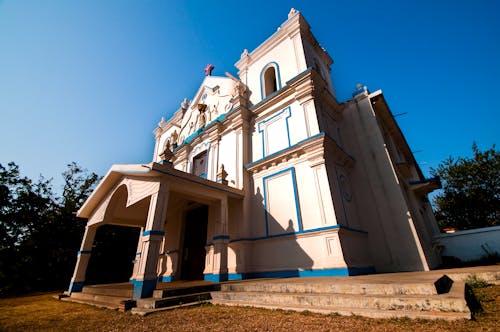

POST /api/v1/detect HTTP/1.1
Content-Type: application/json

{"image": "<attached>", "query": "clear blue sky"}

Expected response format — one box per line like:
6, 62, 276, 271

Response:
1, 0, 499, 191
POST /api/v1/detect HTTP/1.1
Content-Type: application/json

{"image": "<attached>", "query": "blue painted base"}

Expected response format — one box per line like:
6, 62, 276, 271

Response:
131, 279, 157, 299
68, 281, 84, 293
204, 273, 228, 282
226, 267, 375, 280
159, 275, 175, 282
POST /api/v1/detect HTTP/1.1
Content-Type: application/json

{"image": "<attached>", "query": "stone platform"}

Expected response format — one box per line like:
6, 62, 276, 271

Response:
61, 265, 500, 320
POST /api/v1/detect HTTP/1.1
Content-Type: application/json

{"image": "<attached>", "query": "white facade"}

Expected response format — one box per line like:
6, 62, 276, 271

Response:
69, 9, 442, 299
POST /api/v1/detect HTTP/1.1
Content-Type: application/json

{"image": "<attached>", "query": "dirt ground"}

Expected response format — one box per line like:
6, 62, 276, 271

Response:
0, 285, 499, 331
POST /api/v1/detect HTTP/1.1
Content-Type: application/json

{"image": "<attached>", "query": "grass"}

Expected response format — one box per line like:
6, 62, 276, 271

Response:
466, 274, 492, 289
0, 286, 499, 331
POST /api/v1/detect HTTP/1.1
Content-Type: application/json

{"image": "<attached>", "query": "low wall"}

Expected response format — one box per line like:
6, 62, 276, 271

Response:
436, 225, 500, 262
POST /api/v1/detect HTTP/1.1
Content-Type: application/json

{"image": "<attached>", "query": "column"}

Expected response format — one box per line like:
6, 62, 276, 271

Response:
130, 227, 144, 282
68, 224, 98, 294
208, 196, 229, 282
132, 184, 170, 299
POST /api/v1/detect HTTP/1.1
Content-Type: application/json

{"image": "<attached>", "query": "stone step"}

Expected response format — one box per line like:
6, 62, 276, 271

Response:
131, 301, 209, 316
210, 299, 471, 321
70, 291, 132, 306
211, 289, 469, 312
153, 283, 220, 299
81, 284, 133, 298
63, 294, 135, 311
136, 292, 213, 309
221, 280, 442, 296
62, 297, 121, 310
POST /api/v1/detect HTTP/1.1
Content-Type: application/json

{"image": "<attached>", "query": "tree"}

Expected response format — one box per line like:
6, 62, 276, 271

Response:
431, 143, 500, 231
0, 162, 99, 295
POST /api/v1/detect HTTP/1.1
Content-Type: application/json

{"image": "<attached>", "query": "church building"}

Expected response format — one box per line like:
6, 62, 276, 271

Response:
69, 9, 442, 300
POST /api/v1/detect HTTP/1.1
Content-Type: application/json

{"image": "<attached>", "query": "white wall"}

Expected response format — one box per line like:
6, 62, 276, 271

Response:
436, 226, 500, 262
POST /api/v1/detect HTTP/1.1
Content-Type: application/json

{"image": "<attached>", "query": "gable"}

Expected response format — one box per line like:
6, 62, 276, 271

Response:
177, 76, 237, 144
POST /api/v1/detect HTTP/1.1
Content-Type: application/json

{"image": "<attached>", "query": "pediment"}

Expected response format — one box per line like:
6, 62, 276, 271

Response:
178, 76, 237, 143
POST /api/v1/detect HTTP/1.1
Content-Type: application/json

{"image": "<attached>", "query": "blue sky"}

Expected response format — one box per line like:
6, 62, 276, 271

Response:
0, 0, 499, 191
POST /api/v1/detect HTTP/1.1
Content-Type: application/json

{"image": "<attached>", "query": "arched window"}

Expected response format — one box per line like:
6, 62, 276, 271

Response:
264, 67, 277, 97
260, 62, 281, 99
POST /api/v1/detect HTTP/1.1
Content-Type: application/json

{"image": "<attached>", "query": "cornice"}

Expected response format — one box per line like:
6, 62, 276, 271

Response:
245, 132, 354, 174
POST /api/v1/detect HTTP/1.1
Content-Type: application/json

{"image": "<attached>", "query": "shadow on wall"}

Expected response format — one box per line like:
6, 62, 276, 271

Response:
233, 185, 314, 278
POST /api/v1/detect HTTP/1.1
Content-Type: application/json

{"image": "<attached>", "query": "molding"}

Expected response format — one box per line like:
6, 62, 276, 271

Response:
230, 224, 368, 243
260, 62, 282, 100
245, 132, 353, 174
257, 106, 292, 158
262, 167, 302, 236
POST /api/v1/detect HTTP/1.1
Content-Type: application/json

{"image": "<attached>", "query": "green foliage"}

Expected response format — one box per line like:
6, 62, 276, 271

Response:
465, 274, 491, 289
0, 162, 100, 296
431, 143, 500, 230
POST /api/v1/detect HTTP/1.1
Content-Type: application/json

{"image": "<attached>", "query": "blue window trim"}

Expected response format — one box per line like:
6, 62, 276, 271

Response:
260, 62, 282, 100
257, 106, 292, 158
262, 167, 302, 237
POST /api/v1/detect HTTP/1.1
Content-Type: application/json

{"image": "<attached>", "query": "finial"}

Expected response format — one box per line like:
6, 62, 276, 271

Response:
204, 64, 214, 76
217, 164, 228, 185
288, 8, 298, 19
158, 117, 166, 127
159, 141, 174, 165
181, 98, 189, 110
240, 49, 249, 59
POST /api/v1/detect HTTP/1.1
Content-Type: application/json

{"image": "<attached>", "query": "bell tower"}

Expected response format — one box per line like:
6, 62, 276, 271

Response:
235, 8, 335, 106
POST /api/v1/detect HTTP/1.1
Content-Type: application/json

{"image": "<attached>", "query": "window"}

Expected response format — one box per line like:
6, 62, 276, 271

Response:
260, 62, 281, 99
192, 151, 208, 178
264, 67, 277, 97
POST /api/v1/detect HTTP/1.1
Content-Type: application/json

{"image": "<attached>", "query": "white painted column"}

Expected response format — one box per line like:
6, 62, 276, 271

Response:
130, 227, 144, 281
132, 184, 170, 299
68, 224, 98, 293
207, 196, 229, 282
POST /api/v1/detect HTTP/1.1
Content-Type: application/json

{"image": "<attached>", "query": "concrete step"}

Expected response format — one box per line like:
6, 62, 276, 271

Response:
211, 290, 468, 312
63, 293, 135, 311
62, 297, 121, 310
131, 301, 209, 316
136, 292, 213, 309
70, 292, 130, 305
210, 299, 471, 321
153, 283, 220, 299
220, 280, 442, 295
82, 284, 133, 298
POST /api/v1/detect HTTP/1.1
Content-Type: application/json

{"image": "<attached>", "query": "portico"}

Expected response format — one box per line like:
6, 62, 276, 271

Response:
68, 162, 243, 299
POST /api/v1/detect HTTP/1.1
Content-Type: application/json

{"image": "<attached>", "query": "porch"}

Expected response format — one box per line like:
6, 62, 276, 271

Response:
67, 162, 243, 300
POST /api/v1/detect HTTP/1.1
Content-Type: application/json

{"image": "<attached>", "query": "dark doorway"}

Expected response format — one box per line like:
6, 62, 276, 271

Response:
85, 225, 140, 285
181, 205, 208, 280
